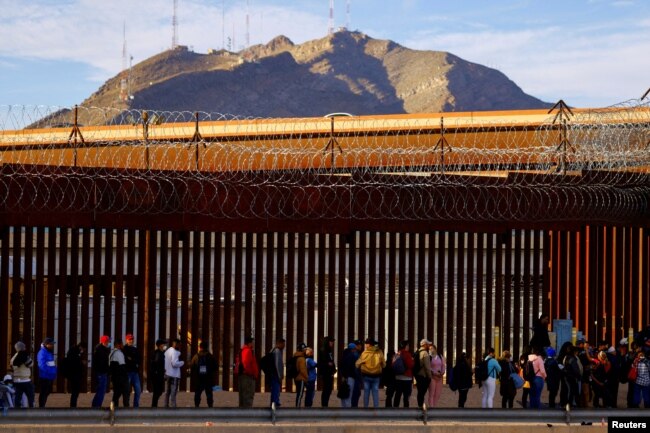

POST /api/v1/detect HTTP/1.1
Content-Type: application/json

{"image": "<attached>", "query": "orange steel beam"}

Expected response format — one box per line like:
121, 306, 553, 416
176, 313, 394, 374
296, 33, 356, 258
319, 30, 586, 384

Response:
2, 108, 649, 173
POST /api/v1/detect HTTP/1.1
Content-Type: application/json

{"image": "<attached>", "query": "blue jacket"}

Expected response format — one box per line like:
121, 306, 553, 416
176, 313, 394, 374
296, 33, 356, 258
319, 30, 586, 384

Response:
486, 356, 501, 379
307, 357, 318, 382
37, 345, 57, 380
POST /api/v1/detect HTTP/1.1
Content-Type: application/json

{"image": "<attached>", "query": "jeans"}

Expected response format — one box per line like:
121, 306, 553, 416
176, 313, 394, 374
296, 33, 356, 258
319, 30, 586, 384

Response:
14, 381, 34, 408
481, 377, 496, 408
127, 372, 141, 407
238, 375, 256, 408
92, 374, 108, 408
363, 376, 380, 408
305, 380, 315, 407
351, 375, 362, 407
164, 376, 180, 408
194, 380, 214, 407
393, 379, 412, 407
529, 376, 545, 409
340, 377, 354, 407
38, 378, 53, 408
633, 384, 650, 408
270, 376, 281, 406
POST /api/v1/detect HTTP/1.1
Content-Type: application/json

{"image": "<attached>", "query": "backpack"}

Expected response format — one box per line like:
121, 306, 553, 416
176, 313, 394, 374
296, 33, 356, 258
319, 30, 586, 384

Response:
413, 350, 423, 375
234, 351, 244, 376
475, 359, 489, 385
392, 353, 406, 375
260, 351, 275, 376
524, 360, 537, 382
447, 365, 457, 391
285, 355, 298, 379
197, 354, 209, 375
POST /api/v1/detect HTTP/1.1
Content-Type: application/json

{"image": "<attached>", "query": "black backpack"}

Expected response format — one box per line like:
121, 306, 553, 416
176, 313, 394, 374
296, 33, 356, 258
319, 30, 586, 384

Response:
392, 353, 406, 375
285, 355, 298, 379
197, 354, 209, 375
475, 359, 489, 384
260, 351, 275, 376
413, 350, 423, 375
524, 360, 537, 382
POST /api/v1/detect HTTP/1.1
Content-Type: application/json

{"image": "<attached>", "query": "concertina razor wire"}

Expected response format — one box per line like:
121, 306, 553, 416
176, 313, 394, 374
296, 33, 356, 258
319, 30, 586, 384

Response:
0, 98, 649, 224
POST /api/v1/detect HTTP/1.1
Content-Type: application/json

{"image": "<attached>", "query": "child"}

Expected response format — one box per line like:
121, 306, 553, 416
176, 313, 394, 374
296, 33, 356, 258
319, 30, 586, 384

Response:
1, 374, 16, 415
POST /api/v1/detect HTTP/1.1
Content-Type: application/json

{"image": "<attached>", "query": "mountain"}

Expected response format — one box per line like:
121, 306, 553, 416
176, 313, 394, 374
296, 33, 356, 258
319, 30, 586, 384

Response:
81, 31, 549, 118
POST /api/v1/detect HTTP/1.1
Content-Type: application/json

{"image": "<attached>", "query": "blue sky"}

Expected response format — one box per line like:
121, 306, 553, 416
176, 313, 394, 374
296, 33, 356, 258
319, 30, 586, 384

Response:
1, 0, 649, 109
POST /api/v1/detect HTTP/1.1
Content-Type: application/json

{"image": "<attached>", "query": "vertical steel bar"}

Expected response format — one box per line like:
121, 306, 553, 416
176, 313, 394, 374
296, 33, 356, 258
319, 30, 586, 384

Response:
158, 231, 169, 342
93, 229, 103, 359
170, 232, 180, 341
437, 232, 445, 352
446, 232, 455, 361
475, 233, 485, 358
222, 232, 233, 391
407, 232, 416, 345
485, 233, 494, 353
103, 229, 113, 339
398, 233, 406, 343
114, 229, 124, 340
276, 232, 285, 339
265, 232, 275, 354
80, 228, 90, 392
317, 234, 326, 342
337, 234, 347, 349
503, 230, 512, 351
418, 233, 426, 346
377, 232, 387, 348
126, 230, 136, 334
23, 227, 34, 349
327, 233, 336, 340
307, 233, 316, 347
541, 230, 551, 320
213, 232, 223, 386
358, 231, 367, 340
13, 227, 24, 348
286, 233, 295, 392
0, 227, 10, 370
180, 232, 190, 390
245, 233, 254, 337
35, 227, 46, 362
568, 231, 577, 322
388, 232, 396, 350
513, 230, 521, 354
57, 227, 68, 390
345, 232, 359, 335
522, 230, 531, 346
233, 232, 243, 385
456, 232, 465, 361
191, 231, 202, 357
465, 233, 475, 364
297, 233, 306, 342
368, 232, 377, 339
202, 232, 212, 345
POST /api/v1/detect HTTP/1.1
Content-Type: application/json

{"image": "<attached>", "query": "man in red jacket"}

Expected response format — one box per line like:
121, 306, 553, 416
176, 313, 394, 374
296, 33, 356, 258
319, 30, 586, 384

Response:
238, 336, 259, 408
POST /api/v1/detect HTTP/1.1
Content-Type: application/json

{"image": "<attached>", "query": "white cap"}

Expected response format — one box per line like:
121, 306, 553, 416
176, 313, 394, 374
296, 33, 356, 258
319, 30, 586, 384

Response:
619, 338, 628, 346
420, 339, 432, 347
3, 374, 12, 382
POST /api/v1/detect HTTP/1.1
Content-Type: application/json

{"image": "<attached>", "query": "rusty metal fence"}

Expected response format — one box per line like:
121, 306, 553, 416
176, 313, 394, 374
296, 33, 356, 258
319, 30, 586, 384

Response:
1, 225, 648, 394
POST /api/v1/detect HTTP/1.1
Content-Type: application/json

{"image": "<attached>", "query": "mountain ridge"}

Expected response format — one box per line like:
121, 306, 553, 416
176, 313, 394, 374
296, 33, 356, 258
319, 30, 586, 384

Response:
81, 30, 550, 118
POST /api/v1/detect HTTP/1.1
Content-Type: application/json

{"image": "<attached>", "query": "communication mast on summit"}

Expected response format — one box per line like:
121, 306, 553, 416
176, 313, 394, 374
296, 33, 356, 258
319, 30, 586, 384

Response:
172, 0, 179, 49
328, 0, 334, 35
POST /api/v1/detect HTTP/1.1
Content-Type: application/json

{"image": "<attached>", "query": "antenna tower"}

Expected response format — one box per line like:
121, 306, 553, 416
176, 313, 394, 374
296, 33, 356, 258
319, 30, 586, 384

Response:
346, 0, 350, 30
122, 21, 127, 72
222, 0, 225, 49
328, 0, 334, 35
172, 0, 178, 49
246, 0, 250, 48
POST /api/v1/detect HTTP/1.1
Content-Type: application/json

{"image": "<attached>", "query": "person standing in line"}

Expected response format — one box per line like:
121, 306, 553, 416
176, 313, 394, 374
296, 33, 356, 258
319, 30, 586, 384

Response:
164, 339, 185, 408
498, 350, 517, 409
36, 337, 57, 408
64, 342, 86, 408
123, 334, 141, 408
269, 337, 285, 408
632, 350, 650, 408
294, 343, 308, 407
150, 339, 167, 407
527, 347, 547, 409
414, 339, 432, 409
238, 336, 259, 408
382, 348, 396, 407
392, 340, 414, 408
91, 335, 111, 408
480, 348, 501, 409
529, 314, 551, 353
339, 342, 358, 408
11, 341, 35, 408
427, 344, 445, 408
350, 339, 363, 407
544, 347, 562, 409
355, 338, 386, 408
318, 336, 337, 407
109, 339, 130, 408
452, 352, 473, 408
305, 347, 318, 408
190, 341, 218, 407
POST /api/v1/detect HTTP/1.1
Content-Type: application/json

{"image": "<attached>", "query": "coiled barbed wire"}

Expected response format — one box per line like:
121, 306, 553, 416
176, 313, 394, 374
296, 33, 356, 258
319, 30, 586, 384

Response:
0, 99, 648, 224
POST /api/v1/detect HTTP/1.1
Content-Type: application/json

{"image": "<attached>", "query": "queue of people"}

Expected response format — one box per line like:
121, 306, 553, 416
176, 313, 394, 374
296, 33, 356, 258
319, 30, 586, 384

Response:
3, 322, 650, 410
